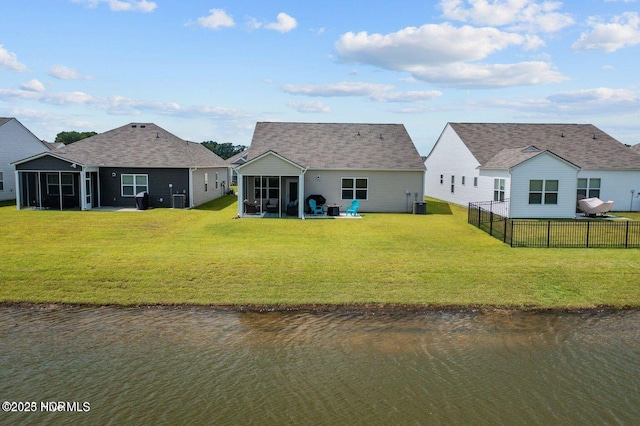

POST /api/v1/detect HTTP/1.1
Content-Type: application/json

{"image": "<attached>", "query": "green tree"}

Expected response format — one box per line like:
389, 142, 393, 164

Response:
55, 131, 98, 145
201, 141, 247, 160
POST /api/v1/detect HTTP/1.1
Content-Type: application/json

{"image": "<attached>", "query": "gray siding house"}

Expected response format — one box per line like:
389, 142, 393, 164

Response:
13, 123, 228, 210
0, 118, 51, 201
236, 122, 426, 218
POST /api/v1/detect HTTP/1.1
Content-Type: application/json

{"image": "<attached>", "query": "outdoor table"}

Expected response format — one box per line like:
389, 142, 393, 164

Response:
327, 204, 340, 216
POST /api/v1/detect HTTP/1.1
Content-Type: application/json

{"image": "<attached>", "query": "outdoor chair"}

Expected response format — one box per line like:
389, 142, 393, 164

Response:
266, 198, 278, 213
308, 199, 324, 215
243, 199, 260, 214
578, 197, 614, 217
345, 199, 360, 216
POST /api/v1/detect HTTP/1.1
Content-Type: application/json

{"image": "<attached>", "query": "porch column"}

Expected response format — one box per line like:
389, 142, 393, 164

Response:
80, 169, 87, 210
298, 171, 306, 219
237, 172, 244, 217
14, 170, 21, 210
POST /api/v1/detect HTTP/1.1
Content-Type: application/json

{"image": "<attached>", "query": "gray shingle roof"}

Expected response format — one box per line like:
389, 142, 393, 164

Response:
247, 122, 425, 170
51, 123, 227, 168
0, 118, 12, 127
448, 123, 640, 170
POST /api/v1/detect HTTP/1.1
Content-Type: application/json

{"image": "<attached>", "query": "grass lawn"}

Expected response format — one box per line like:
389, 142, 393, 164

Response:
1, 197, 639, 309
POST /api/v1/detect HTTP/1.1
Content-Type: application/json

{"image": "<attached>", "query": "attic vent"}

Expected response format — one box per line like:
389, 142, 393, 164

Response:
561, 132, 564, 137
379, 133, 383, 139
131, 124, 137, 128
140, 125, 146, 128
593, 133, 597, 139
522, 146, 540, 153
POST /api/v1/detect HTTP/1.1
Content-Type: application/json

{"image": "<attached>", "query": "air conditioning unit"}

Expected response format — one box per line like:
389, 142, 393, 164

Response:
172, 194, 186, 209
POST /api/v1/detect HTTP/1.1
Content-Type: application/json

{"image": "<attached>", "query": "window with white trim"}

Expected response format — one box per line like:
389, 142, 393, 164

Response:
494, 178, 505, 202
342, 178, 368, 200
0, 172, 3, 191
47, 173, 74, 195
529, 179, 558, 204
204, 173, 209, 192
440, 174, 443, 184
122, 174, 148, 197
450, 175, 455, 193
577, 178, 600, 199
215, 172, 219, 189
473, 177, 478, 187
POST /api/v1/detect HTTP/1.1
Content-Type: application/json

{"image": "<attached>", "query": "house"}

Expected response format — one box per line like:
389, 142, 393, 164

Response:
235, 122, 426, 218
12, 123, 228, 210
0, 118, 51, 201
424, 123, 640, 218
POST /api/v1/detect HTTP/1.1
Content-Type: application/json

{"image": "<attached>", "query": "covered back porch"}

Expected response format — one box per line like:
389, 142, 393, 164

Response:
235, 151, 307, 219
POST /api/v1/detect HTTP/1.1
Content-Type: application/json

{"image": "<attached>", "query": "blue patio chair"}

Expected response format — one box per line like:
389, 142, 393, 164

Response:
308, 199, 324, 215
345, 199, 360, 216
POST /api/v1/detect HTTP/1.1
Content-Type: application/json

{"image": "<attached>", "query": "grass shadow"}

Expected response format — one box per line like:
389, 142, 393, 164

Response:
425, 198, 453, 215
0, 199, 16, 208
194, 195, 238, 211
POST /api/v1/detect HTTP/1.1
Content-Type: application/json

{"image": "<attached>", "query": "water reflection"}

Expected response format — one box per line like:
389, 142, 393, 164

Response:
1, 306, 638, 425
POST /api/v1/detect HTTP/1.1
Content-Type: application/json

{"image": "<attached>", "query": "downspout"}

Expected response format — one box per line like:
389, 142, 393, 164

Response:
189, 167, 197, 208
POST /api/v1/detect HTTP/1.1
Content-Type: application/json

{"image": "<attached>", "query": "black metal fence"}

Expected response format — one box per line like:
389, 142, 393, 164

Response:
468, 200, 640, 248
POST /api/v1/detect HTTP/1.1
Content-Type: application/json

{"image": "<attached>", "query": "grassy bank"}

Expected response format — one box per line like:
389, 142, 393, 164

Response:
1, 197, 639, 309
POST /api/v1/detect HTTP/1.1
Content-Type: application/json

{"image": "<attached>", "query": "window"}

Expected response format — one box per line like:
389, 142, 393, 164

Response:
215, 172, 219, 189
0, 172, 3, 191
122, 174, 148, 197
494, 178, 505, 202
450, 175, 455, 194
462, 176, 466, 185
473, 177, 478, 187
440, 174, 443, 185
342, 178, 368, 200
46, 173, 74, 195
529, 179, 558, 204
577, 178, 600, 199
254, 177, 279, 199
204, 173, 209, 192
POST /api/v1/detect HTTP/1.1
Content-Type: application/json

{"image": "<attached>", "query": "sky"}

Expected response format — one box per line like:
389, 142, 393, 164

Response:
1, 0, 640, 155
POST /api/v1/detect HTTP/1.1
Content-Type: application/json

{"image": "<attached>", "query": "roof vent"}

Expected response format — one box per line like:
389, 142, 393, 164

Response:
561, 132, 564, 137
357, 131, 360, 136
593, 133, 597, 139
140, 124, 146, 128
379, 133, 383, 139
131, 124, 137, 128
156, 132, 160, 139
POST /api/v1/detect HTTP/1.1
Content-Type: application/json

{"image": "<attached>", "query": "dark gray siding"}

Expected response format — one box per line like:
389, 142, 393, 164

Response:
15, 155, 76, 171
99, 167, 189, 208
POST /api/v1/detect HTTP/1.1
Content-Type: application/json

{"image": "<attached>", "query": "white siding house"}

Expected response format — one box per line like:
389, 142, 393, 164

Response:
0, 118, 51, 201
425, 123, 640, 218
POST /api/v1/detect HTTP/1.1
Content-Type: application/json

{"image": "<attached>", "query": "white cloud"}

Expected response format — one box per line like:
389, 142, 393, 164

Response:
282, 81, 394, 97
439, 0, 574, 33
335, 23, 563, 88
547, 87, 638, 105
72, 0, 156, 12
0, 44, 27, 72
410, 61, 566, 88
287, 101, 331, 113
249, 12, 297, 33
281, 81, 443, 102
572, 12, 640, 52
197, 9, 235, 30
265, 13, 297, 33
21, 79, 45, 92
48, 65, 93, 80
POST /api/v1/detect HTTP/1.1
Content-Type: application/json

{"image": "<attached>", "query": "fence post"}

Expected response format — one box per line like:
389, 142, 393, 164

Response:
625, 220, 629, 248
510, 220, 514, 247
503, 218, 508, 243
547, 220, 551, 247
489, 211, 494, 235
586, 221, 590, 248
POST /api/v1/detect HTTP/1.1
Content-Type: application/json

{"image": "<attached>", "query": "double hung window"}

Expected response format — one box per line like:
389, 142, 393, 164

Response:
494, 178, 505, 202
577, 178, 600, 199
122, 174, 148, 197
529, 180, 558, 204
342, 178, 368, 200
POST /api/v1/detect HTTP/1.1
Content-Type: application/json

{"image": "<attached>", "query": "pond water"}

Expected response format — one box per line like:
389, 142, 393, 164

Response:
0, 306, 638, 425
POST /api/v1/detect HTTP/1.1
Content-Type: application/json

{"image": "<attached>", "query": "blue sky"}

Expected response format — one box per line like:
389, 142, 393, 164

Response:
1, 0, 639, 154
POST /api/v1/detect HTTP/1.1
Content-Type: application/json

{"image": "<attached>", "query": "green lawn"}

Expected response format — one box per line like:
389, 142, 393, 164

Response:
1, 197, 639, 309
